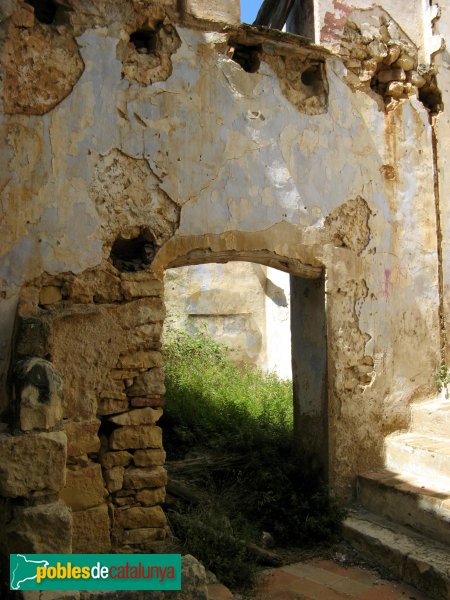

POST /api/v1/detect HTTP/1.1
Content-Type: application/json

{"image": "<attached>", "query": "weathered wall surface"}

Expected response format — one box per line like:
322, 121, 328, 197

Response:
434, 1, 450, 362
0, 0, 445, 555
164, 262, 292, 378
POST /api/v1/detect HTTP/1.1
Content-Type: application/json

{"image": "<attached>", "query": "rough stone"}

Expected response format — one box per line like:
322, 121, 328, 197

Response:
130, 397, 166, 408
101, 451, 133, 469
126, 369, 165, 397
60, 463, 106, 511
114, 298, 166, 330
115, 505, 166, 529
39, 285, 63, 305
63, 267, 122, 304
122, 278, 163, 300
136, 487, 166, 506
1, 14, 84, 114
122, 527, 166, 545
386, 81, 405, 98
104, 465, 124, 493
48, 307, 128, 420
109, 425, 163, 450
378, 68, 406, 83
117, 351, 163, 370
0, 431, 66, 497
65, 419, 100, 456
133, 448, 166, 467
325, 196, 371, 255
108, 407, 163, 426
98, 397, 129, 416
13, 357, 63, 432
99, 378, 127, 400
7, 502, 72, 554
394, 54, 416, 71
71, 504, 111, 553
90, 150, 179, 249
367, 40, 388, 61
123, 466, 168, 490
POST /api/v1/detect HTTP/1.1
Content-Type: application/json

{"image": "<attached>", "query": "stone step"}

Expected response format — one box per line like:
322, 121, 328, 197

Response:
411, 396, 450, 439
342, 508, 450, 600
357, 469, 450, 546
385, 432, 450, 490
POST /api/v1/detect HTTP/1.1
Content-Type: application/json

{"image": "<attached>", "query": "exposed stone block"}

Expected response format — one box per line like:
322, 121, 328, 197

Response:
98, 397, 129, 416
118, 350, 163, 370
99, 379, 127, 400
185, 0, 240, 24
72, 504, 111, 553
122, 527, 166, 545
377, 68, 406, 83
101, 451, 133, 469
126, 369, 165, 397
111, 369, 140, 380
114, 298, 165, 330
13, 357, 63, 432
109, 425, 162, 450
65, 419, 100, 456
64, 268, 122, 304
104, 465, 124, 493
0, 431, 66, 497
133, 449, 166, 467
7, 502, 72, 554
130, 397, 165, 408
136, 487, 166, 506
121, 273, 163, 300
123, 466, 167, 490
108, 407, 163, 426
60, 463, 106, 511
39, 286, 63, 305
115, 505, 166, 529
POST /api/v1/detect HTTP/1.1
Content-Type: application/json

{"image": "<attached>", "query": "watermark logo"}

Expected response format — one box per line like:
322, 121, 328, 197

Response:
10, 554, 181, 591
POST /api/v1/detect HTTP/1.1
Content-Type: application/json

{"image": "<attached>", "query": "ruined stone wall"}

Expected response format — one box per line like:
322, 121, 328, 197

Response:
0, 0, 445, 556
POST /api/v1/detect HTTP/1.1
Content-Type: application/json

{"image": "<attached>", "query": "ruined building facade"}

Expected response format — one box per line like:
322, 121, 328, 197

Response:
0, 0, 449, 587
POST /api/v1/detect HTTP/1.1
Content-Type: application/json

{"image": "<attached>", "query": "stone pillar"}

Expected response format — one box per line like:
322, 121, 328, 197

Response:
0, 358, 72, 555
290, 276, 328, 480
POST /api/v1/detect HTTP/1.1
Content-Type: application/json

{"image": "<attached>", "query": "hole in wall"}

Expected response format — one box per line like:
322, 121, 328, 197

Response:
228, 43, 262, 73
25, 0, 58, 24
110, 232, 157, 272
129, 28, 161, 55
301, 64, 322, 87
418, 78, 443, 115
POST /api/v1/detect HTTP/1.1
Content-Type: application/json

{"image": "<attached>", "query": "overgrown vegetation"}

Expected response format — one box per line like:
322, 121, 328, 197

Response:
436, 364, 450, 394
161, 326, 346, 589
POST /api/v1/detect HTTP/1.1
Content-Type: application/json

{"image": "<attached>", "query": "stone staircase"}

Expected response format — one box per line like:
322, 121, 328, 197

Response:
342, 394, 450, 600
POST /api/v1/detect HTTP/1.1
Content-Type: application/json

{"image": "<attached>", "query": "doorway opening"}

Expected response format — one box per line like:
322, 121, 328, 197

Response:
159, 260, 340, 590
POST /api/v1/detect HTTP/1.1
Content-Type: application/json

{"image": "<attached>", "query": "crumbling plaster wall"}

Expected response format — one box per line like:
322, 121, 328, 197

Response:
0, 0, 444, 555
433, 2, 450, 363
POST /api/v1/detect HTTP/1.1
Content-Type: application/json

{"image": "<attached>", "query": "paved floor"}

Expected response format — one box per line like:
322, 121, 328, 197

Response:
208, 559, 431, 600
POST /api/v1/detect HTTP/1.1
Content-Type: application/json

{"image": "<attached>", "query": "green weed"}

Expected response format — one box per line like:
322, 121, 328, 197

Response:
162, 326, 346, 588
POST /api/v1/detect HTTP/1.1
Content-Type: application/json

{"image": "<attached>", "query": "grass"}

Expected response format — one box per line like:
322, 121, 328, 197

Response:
161, 325, 346, 589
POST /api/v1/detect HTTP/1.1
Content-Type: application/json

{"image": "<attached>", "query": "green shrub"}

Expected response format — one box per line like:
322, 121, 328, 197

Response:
170, 505, 258, 589
436, 364, 450, 393
162, 325, 293, 456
